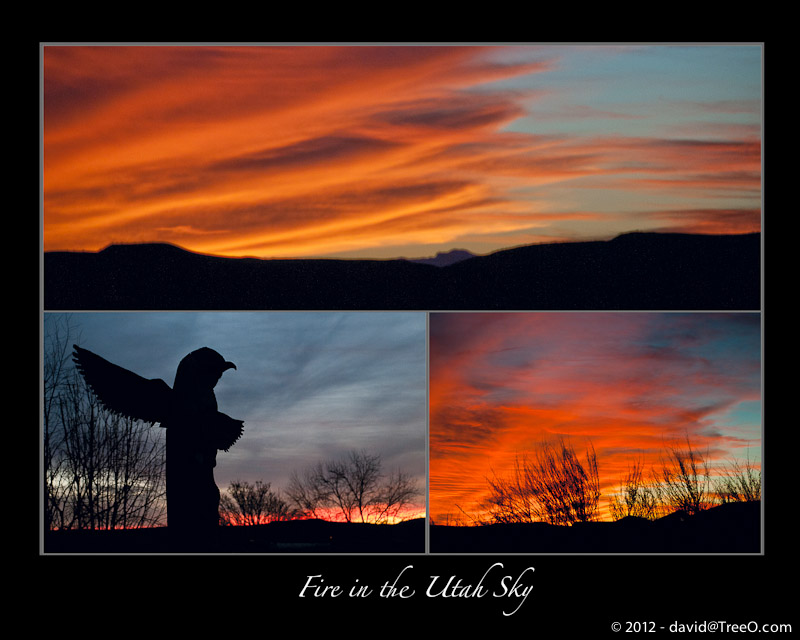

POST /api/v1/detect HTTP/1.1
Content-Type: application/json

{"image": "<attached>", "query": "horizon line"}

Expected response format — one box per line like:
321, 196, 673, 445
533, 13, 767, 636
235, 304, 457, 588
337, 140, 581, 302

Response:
42, 229, 761, 263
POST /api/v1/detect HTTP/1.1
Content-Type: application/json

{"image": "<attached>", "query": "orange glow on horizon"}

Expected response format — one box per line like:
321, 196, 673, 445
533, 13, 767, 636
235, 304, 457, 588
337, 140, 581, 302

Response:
278, 505, 426, 525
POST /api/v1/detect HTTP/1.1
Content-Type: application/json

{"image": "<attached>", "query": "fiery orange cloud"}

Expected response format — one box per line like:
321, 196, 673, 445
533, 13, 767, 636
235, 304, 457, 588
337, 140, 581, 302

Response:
43, 46, 554, 257
43, 45, 761, 259
429, 313, 761, 523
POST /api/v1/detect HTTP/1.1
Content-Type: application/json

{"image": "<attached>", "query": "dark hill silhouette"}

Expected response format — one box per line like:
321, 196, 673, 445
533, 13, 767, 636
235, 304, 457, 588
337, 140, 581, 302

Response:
430, 501, 761, 553
43, 232, 760, 310
43, 517, 425, 554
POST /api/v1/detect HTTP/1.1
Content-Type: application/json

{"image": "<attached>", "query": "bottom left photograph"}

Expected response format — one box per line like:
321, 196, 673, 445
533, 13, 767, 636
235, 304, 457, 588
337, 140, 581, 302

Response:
43, 311, 428, 554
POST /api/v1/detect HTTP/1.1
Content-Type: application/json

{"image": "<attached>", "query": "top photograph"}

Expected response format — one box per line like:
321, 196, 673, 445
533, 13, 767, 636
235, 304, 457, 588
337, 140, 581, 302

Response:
41, 44, 762, 311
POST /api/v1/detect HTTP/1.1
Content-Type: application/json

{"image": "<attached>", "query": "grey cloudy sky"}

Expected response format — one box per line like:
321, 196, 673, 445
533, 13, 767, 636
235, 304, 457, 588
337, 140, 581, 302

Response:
44, 311, 428, 512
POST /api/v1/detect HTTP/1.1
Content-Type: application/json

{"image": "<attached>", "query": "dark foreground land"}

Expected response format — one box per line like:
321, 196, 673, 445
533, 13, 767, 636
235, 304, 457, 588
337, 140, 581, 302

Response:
431, 502, 761, 554
43, 504, 761, 554
44, 517, 425, 554
44, 232, 760, 311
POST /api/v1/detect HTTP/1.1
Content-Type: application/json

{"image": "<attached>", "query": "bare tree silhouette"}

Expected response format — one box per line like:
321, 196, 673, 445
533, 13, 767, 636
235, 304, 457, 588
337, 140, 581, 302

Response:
483, 438, 600, 526
44, 317, 166, 530
219, 480, 294, 526
285, 449, 419, 524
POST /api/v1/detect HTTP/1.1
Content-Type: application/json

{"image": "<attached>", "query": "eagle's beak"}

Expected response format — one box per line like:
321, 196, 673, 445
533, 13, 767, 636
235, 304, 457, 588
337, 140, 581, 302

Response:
224, 361, 237, 371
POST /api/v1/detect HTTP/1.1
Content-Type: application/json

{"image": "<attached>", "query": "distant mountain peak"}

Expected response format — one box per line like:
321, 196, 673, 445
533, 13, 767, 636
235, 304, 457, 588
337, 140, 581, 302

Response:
407, 249, 476, 267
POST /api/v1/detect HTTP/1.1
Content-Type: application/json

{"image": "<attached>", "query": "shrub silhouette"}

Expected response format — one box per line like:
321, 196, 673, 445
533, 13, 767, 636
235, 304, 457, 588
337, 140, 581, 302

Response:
483, 438, 600, 526
609, 458, 660, 521
476, 435, 761, 527
656, 436, 713, 516
608, 442, 762, 521
714, 454, 761, 504
219, 480, 294, 526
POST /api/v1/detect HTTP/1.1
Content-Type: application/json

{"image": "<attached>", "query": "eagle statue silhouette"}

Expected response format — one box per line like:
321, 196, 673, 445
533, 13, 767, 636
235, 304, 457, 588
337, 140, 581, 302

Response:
72, 344, 244, 543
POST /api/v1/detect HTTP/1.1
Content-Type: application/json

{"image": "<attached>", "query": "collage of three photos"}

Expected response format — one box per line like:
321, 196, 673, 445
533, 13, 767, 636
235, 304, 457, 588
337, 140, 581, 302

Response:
42, 44, 763, 558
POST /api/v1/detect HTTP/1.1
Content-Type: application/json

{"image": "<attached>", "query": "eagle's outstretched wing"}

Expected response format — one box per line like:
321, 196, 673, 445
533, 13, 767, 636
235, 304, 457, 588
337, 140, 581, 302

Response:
72, 345, 173, 425
212, 412, 245, 452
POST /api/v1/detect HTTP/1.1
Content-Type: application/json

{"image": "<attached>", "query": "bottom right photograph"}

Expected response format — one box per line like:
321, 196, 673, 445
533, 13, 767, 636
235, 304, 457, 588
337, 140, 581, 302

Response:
428, 312, 762, 554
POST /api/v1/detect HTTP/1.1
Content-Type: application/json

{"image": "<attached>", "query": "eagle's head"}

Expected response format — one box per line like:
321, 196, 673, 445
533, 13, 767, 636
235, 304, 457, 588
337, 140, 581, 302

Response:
174, 347, 236, 391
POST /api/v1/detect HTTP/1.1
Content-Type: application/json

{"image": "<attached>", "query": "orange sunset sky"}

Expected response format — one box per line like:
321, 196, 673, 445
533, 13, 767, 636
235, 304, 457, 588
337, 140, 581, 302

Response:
42, 44, 761, 260
429, 312, 762, 523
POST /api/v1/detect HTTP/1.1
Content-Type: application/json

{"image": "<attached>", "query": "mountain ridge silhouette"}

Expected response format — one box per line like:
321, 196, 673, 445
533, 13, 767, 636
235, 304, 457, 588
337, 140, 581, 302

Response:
430, 500, 761, 553
44, 231, 760, 310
